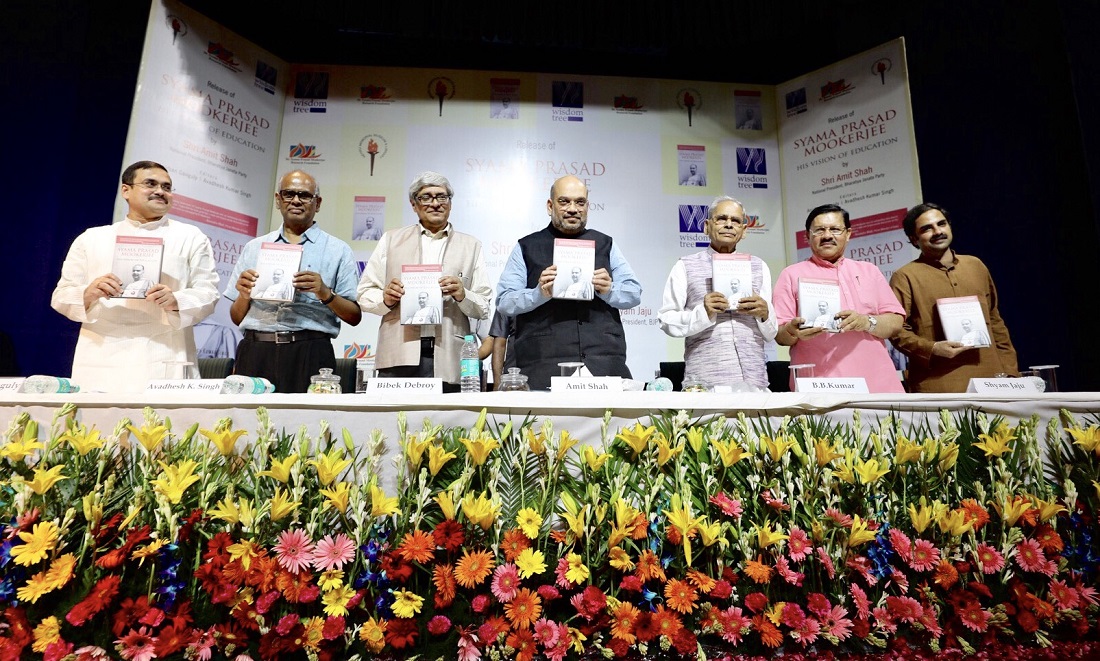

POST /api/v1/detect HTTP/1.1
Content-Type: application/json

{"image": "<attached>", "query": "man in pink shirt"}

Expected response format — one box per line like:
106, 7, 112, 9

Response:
773, 204, 905, 393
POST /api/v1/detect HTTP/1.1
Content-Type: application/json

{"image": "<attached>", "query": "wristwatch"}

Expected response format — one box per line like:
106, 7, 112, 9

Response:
867, 315, 878, 333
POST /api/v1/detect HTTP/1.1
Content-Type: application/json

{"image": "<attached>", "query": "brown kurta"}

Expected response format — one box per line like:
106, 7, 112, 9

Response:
889, 251, 1018, 392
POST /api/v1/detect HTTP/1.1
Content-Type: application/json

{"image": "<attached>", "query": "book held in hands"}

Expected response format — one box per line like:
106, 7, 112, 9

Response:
253, 242, 303, 302
552, 238, 595, 300
711, 253, 753, 309
798, 278, 841, 331
112, 236, 163, 299
936, 295, 992, 348
401, 264, 444, 325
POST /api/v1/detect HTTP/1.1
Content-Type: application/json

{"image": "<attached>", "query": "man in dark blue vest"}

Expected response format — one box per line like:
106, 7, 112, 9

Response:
497, 175, 642, 389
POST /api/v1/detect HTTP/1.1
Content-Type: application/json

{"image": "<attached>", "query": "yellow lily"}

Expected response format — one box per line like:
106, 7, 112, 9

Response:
201, 427, 247, 456
686, 427, 706, 453
460, 491, 498, 530
525, 427, 547, 455
257, 454, 299, 483
756, 521, 789, 549
459, 435, 500, 466
894, 436, 924, 466
995, 495, 1033, 528
58, 424, 105, 456
710, 437, 746, 467
560, 491, 589, 540
269, 488, 299, 521
654, 434, 684, 467
321, 482, 351, 514
974, 422, 1015, 458
1069, 425, 1100, 455
25, 465, 67, 495
226, 539, 260, 570
369, 480, 400, 518
405, 433, 432, 470
762, 434, 793, 463
616, 422, 657, 458
150, 459, 200, 504
847, 515, 878, 548
696, 517, 725, 548
607, 499, 639, 548
938, 441, 959, 472
937, 508, 974, 536
427, 444, 458, 476
582, 445, 610, 471
814, 437, 843, 467
854, 457, 890, 485
834, 449, 857, 484
1030, 496, 1067, 523
435, 490, 456, 519
907, 497, 944, 534
664, 494, 704, 564
308, 450, 351, 486
128, 423, 169, 453
0, 438, 44, 462
609, 546, 635, 571
558, 430, 580, 456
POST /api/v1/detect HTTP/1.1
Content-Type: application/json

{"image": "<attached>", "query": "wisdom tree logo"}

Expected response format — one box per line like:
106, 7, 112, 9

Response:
678, 205, 709, 233
737, 148, 767, 175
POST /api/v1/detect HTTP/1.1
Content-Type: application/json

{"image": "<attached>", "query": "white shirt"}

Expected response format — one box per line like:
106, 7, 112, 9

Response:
658, 257, 778, 340
51, 217, 219, 392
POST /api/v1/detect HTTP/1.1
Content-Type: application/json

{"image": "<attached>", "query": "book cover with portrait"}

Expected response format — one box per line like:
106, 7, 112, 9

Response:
112, 236, 163, 299
798, 278, 841, 331
253, 242, 303, 302
711, 253, 754, 309
552, 238, 595, 300
936, 295, 992, 348
401, 264, 444, 325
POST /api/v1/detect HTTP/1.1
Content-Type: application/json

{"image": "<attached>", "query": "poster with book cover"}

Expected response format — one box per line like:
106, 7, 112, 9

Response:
937, 295, 992, 347
253, 243, 303, 302
112, 236, 163, 299
798, 278, 841, 331
712, 253, 754, 308
552, 238, 595, 300
401, 264, 444, 325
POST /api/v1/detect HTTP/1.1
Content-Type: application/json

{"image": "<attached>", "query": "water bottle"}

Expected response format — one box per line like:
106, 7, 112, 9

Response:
460, 335, 480, 393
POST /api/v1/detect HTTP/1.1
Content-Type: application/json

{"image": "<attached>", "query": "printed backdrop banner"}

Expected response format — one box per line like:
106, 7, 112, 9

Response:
776, 38, 922, 282
118, 0, 288, 359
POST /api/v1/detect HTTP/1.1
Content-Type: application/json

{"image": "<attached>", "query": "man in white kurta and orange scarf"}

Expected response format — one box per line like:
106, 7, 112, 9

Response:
51, 160, 219, 392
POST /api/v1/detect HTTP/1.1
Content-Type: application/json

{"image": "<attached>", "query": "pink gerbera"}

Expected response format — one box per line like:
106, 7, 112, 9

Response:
274, 529, 315, 573
1014, 538, 1047, 573
554, 557, 573, 589
1077, 583, 1100, 607
709, 492, 743, 518
719, 606, 751, 644
761, 489, 791, 511
909, 539, 940, 572
885, 595, 923, 623
872, 606, 897, 635
974, 543, 1005, 573
958, 602, 991, 632
850, 583, 871, 619
888, 528, 912, 563
1049, 579, 1080, 609
825, 507, 852, 527
820, 604, 854, 640
775, 556, 804, 586
791, 616, 821, 646
491, 563, 521, 603
532, 617, 560, 647
116, 627, 157, 661
312, 533, 356, 571
816, 546, 836, 579
787, 527, 811, 562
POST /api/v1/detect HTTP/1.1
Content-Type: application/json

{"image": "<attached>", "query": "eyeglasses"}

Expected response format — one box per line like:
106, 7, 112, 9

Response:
554, 197, 588, 209
809, 226, 848, 237
279, 189, 317, 203
131, 179, 173, 193
712, 215, 744, 226
415, 193, 452, 204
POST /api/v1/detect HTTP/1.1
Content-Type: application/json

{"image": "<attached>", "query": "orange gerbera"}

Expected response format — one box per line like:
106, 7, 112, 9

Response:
610, 600, 640, 643
650, 605, 684, 639
454, 548, 496, 588
635, 550, 667, 582
933, 558, 959, 588
664, 578, 699, 614
433, 563, 457, 606
500, 528, 532, 562
248, 554, 280, 593
397, 529, 436, 564
276, 568, 315, 603
506, 628, 537, 661
1033, 524, 1065, 554
686, 569, 716, 594
504, 587, 542, 630
959, 499, 991, 530
744, 556, 774, 584
753, 614, 783, 647
630, 512, 649, 539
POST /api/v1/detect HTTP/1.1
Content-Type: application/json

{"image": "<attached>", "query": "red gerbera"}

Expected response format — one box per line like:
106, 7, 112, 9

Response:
1034, 524, 1065, 554
66, 575, 122, 626
634, 612, 657, 642
385, 619, 419, 649
432, 519, 466, 552
744, 592, 769, 613
885, 595, 923, 623
958, 602, 991, 632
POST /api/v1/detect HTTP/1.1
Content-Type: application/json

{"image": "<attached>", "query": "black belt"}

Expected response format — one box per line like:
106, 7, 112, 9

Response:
420, 337, 435, 355
246, 329, 332, 344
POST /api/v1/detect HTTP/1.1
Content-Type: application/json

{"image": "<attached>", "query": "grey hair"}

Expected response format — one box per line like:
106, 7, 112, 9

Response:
277, 170, 321, 195
708, 195, 745, 219
408, 171, 453, 202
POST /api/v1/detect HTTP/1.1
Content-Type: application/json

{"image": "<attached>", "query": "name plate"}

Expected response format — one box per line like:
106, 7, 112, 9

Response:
795, 377, 869, 394
146, 379, 225, 393
967, 377, 1043, 394
551, 376, 623, 393
0, 378, 25, 392
366, 378, 443, 394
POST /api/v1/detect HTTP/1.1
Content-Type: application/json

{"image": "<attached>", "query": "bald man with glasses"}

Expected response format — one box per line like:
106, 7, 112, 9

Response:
225, 169, 361, 392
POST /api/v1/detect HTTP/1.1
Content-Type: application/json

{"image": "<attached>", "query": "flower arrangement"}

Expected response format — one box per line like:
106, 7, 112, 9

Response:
1, 402, 1099, 660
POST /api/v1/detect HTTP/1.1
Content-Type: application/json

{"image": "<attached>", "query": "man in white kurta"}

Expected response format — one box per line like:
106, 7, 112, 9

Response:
51, 161, 219, 392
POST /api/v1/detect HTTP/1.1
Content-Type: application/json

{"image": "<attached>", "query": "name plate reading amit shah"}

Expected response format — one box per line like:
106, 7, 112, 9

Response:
967, 378, 1043, 394
366, 378, 443, 394
795, 377, 869, 394
146, 379, 224, 393
550, 376, 623, 393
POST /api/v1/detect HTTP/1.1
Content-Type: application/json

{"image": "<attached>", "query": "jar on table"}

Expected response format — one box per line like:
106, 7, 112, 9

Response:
308, 368, 342, 394
497, 367, 530, 392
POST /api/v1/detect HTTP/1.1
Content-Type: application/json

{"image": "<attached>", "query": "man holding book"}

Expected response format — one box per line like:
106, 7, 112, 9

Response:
889, 202, 1018, 392
497, 175, 642, 389
226, 170, 362, 393
773, 203, 905, 392
121, 264, 155, 298
357, 171, 491, 391
658, 196, 776, 389
51, 160, 219, 392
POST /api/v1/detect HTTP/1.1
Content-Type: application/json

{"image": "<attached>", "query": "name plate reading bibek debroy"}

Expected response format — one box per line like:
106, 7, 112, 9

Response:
795, 377, 869, 394
550, 376, 623, 393
366, 378, 443, 394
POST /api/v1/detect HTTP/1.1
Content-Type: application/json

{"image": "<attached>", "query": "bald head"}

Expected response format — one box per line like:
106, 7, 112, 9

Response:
547, 176, 589, 235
